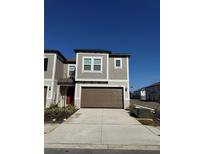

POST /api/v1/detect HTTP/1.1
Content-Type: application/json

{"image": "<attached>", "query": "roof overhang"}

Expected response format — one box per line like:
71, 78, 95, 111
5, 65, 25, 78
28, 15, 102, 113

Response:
74, 49, 111, 54
109, 53, 131, 58
57, 78, 75, 86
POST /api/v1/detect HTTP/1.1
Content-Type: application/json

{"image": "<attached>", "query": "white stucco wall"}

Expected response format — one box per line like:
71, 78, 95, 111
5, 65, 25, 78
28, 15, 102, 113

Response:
44, 80, 58, 108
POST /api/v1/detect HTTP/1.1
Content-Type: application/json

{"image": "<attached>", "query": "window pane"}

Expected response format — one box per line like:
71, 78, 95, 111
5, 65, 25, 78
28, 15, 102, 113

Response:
69, 66, 75, 71
84, 65, 91, 70
84, 58, 91, 65
94, 65, 101, 71
116, 60, 121, 67
44, 58, 48, 71
69, 70, 75, 76
94, 59, 101, 65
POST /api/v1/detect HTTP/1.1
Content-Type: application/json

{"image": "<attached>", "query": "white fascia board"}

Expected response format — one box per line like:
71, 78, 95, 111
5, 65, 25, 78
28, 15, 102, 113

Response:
75, 78, 108, 82
127, 57, 130, 99
52, 54, 57, 81
79, 84, 125, 88
78, 52, 108, 56
49, 54, 57, 99
44, 79, 58, 82
74, 83, 79, 100
75, 79, 128, 82
107, 54, 109, 80
108, 80, 128, 82
44, 53, 56, 56
75, 53, 79, 80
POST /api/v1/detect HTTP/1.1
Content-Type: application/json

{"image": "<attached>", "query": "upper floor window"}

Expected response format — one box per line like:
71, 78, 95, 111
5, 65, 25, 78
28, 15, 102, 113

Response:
84, 58, 92, 71
114, 58, 122, 69
83, 57, 102, 72
69, 65, 75, 77
44, 58, 48, 71
94, 58, 101, 71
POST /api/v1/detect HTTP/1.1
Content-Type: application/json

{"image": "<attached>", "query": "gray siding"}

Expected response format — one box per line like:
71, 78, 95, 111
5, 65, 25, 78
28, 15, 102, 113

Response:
109, 57, 128, 80
76, 53, 108, 80
55, 57, 64, 80
44, 54, 55, 79
64, 64, 68, 78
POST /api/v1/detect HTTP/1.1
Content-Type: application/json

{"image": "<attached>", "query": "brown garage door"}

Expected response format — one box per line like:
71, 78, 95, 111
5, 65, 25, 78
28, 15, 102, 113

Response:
81, 87, 123, 108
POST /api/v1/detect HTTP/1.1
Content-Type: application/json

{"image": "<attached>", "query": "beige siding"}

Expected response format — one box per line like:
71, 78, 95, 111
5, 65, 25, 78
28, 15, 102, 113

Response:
44, 54, 55, 79
109, 57, 128, 80
76, 53, 108, 80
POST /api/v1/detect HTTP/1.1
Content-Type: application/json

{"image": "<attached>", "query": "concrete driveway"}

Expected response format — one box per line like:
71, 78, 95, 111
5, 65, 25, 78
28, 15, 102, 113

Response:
45, 109, 160, 150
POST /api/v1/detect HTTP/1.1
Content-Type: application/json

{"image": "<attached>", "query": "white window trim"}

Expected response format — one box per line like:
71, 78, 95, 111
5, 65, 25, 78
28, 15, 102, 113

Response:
114, 58, 122, 69
67, 64, 76, 78
82, 56, 103, 73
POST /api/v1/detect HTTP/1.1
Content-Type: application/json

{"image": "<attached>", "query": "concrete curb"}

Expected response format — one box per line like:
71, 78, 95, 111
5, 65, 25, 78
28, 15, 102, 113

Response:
44, 143, 160, 150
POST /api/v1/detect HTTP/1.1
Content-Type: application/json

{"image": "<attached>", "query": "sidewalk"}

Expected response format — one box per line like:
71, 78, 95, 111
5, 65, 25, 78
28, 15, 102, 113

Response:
44, 123, 60, 134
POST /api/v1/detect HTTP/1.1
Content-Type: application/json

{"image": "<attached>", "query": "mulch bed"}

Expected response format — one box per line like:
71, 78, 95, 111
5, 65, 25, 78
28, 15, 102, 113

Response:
44, 106, 78, 123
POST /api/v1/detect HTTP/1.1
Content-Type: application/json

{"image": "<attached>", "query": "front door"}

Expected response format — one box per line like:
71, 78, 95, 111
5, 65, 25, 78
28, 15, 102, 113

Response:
67, 86, 75, 105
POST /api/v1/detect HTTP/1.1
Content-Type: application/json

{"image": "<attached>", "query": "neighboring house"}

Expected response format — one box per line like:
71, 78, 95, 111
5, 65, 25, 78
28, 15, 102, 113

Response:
133, 82, 160, 103
133, 89, 141, 99
44, 49, 76, 108
44, 49, 130, 109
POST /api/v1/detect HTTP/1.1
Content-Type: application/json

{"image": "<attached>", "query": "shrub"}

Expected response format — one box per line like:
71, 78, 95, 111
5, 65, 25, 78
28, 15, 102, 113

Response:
153, 109, 160, 120
44, 105, 77, 122
128, 104, 136, 117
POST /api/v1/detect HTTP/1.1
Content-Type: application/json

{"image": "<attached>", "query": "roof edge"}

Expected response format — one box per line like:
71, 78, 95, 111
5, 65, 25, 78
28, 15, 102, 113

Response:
44, 49, 67, 61
109, 53, 131, 58
74, 48, 112, 54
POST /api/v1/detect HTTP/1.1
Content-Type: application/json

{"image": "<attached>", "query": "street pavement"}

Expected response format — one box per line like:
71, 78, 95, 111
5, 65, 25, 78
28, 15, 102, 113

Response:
45, 148, 160, 154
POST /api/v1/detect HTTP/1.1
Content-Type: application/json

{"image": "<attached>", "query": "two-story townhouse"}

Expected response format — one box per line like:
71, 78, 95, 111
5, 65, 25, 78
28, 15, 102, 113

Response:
44, 49, 130, 109
74, 49, 130, 109
44, 49, 76, 108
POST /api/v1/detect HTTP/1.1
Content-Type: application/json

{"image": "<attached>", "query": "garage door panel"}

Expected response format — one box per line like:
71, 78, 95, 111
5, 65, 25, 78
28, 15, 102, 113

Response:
81, 87, 123, 108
